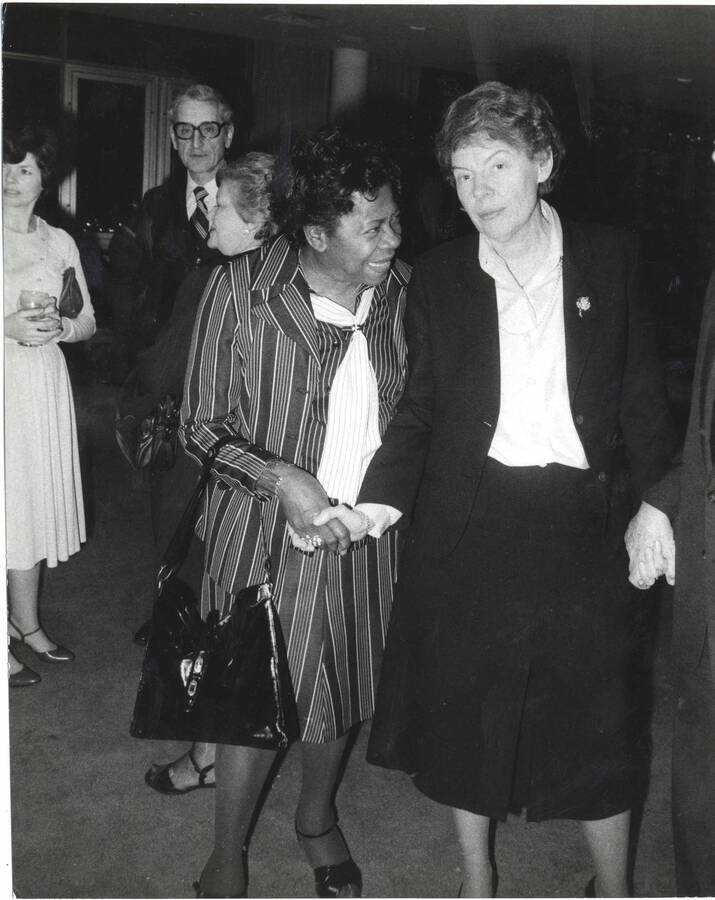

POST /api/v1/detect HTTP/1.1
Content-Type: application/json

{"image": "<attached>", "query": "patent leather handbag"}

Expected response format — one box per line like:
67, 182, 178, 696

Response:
130, 434, 299, 750
133, 394, 180, 471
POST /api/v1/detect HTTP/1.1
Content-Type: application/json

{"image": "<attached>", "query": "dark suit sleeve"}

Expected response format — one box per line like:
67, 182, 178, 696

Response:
136, 265, 215, 400
643, 465, 681, 522
642, 270, 715, 520
619, 235, 678, 497
105, 196, 151, 305
180, 261, 275, 493
358, 260, 434, 517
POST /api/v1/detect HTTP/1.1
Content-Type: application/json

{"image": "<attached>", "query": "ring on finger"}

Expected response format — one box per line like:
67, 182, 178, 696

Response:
310, 534, 324, 548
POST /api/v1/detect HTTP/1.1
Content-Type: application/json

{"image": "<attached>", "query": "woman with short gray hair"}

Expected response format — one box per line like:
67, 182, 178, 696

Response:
321, 81, 676, 897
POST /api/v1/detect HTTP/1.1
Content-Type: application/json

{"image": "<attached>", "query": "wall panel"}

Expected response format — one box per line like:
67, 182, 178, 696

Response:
249, 40, 331, 150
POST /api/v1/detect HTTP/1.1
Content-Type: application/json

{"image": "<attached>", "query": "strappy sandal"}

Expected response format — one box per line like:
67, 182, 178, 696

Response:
295, 817, 362, 897
145, 747, 216, 795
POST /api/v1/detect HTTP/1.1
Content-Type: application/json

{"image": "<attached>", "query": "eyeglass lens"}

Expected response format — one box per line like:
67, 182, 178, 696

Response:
173, 122, 222, 140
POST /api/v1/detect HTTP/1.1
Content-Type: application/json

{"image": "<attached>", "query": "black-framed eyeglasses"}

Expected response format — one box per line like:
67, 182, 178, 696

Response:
172, 121, 225, 141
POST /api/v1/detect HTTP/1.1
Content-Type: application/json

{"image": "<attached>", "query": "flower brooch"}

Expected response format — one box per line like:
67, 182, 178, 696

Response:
576, 296, 591, 318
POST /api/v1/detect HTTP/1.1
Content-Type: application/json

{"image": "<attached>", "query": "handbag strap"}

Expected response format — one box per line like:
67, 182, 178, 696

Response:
157, 433, 246, 594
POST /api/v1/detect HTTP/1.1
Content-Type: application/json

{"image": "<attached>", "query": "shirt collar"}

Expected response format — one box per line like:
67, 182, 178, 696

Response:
186, 175, 218, 205
478, 200, 563, 288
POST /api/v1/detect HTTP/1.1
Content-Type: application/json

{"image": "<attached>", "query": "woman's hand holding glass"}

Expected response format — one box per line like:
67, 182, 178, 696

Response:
7, 290, 62, 346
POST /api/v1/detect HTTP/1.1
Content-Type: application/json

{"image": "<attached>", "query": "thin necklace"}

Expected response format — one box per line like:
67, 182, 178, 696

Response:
550, 256, 564, 306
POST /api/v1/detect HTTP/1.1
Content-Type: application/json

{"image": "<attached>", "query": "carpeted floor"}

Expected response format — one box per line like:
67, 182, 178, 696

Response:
6, 363, 677, 898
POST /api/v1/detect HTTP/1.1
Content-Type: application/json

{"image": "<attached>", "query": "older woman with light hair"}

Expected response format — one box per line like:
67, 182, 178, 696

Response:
140, 152, 282, 796
319, 82, 677, 897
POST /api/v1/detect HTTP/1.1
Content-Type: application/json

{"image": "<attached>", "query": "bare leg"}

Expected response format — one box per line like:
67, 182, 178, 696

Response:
581, 810, 630, 897
295, 734, 352, 867
198, 743, 277, 897
453, 808, 493, 898
8, 563, 57, 653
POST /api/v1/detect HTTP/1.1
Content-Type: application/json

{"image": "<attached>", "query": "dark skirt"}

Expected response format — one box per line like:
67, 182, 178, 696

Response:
367, 458, 636, 822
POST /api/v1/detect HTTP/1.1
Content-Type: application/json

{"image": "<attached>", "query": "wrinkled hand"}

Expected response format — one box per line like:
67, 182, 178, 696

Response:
625, 501, 675, 589
276, 465, 351, 554
313, 503, 371, 542
5, 307, 62, 346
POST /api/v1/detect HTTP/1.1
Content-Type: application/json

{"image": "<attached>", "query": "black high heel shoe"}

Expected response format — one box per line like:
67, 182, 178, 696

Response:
9, 619, 74, 663
585, 876, 597, 897
295, 818, 362, 897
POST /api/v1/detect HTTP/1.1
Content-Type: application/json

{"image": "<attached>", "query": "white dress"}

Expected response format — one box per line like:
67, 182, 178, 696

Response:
3, 217, 96, 570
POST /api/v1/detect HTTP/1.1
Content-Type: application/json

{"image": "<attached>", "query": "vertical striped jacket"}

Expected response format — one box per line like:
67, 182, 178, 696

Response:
181, 235, 411, 593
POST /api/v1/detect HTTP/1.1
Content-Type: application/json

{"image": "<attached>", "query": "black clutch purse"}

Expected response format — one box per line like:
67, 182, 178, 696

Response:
130, 434, 299, 749
58, 266, 84, 319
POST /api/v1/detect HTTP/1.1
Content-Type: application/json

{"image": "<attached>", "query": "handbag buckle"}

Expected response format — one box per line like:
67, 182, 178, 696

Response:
182, 650, 207, 711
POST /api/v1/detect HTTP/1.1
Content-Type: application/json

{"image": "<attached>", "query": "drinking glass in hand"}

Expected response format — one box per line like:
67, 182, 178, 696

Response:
18, 290, 56, 346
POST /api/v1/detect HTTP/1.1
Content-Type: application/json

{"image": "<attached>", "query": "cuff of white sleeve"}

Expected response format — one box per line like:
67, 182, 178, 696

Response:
354, 502, 402, 538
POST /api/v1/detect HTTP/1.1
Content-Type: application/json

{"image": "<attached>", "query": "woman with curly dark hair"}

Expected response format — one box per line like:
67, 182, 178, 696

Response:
319, 82, 677, 896
3, 123, 96, 687
180, 126, 408, 898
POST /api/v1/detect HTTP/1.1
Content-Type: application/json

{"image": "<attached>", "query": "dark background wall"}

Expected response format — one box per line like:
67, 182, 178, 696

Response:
3, 3, 714, 414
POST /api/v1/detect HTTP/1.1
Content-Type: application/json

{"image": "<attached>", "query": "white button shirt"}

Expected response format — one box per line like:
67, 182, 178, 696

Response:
483, 201, 588, 470
357, 201, 588, 538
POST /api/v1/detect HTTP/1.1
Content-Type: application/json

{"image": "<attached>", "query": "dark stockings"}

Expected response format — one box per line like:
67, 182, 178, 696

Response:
198, 733, 351, 897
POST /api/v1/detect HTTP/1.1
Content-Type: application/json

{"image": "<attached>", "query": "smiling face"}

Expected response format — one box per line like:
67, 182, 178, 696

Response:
207, 183, 264, 256
451, 136, 552, 251
2, 153, 43, 211
170, 98, 234, 184
308, 183, 402, 292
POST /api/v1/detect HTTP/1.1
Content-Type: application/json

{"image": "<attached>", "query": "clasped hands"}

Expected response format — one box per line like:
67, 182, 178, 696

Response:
624, 501, 675, 590
273, 464, 372, 556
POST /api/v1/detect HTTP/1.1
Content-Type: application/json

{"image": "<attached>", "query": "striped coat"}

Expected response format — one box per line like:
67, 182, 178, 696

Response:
181, 235, 410, 740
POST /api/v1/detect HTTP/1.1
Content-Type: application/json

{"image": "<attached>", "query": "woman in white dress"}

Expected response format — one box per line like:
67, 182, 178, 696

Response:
3, 124, 95, 687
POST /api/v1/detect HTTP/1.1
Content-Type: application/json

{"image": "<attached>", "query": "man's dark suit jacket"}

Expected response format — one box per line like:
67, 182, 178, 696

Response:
108, 170, 223, 344
645, 273, 715, 669
359, 218, 676, 557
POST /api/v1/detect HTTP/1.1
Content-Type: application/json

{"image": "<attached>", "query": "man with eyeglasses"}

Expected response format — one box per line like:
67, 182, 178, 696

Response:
108, 84, 235, 655
106, 83, 234, 385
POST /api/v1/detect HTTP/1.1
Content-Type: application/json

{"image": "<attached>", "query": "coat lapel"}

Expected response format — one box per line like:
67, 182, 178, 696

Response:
458, 234, 501, 426
249, 237, 321, 363
562, 221, 600, 402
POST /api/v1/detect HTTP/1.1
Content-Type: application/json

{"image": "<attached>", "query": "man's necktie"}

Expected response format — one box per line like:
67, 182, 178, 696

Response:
190, 186, 209, 242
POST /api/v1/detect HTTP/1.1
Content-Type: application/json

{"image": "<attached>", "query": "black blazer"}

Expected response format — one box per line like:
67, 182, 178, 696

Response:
107, 172, 223, 338
645, 273, 715, 669
359, 218, 677, 557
